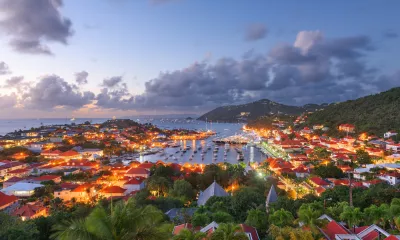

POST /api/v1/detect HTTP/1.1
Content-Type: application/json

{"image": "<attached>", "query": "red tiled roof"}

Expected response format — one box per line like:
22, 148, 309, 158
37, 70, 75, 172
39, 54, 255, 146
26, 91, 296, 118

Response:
240, 224, 260, 240
310, 177, 330, 186
0, 192, 18, 209
100, 186, 126, 194
4, 176, 24, 183
384, 236, 400, 240
125, 167, 149, 175
137, 163, 155, 169
59, 150, 80, 157
32, 175, 60, 182
322, 221, 350, 240
12, 204, 45, 218
7, 168, 29, 174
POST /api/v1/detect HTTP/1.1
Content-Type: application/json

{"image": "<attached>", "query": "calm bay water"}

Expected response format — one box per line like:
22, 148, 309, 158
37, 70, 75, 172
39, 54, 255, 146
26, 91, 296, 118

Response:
0, 118, 266, 164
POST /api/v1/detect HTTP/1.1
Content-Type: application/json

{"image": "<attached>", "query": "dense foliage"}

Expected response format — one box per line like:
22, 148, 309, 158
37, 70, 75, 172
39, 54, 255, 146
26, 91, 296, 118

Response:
306, 87, 400, 136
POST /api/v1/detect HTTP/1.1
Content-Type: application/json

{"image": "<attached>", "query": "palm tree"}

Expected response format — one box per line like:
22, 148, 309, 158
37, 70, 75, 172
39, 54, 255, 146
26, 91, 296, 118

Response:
268, 209, 294, 227
172, 229, 206, 240
297, 202, 323, 231
340, 206, 363, 232
51, 199, 172, 240
146, 176, 171, 197
210, 223, 248, 240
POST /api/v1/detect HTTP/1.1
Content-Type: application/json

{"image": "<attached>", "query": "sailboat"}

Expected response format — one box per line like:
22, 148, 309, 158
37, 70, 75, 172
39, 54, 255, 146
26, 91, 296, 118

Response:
70, 116, 76, 121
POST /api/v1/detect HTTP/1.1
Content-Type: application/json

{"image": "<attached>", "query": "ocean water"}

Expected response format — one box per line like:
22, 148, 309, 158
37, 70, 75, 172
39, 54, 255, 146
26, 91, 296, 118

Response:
0, 118, 266, 164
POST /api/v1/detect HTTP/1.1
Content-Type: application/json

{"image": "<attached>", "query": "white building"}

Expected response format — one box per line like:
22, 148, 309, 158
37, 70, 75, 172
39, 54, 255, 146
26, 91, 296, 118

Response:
384, 131, 398, 139
1, 183, 43, 197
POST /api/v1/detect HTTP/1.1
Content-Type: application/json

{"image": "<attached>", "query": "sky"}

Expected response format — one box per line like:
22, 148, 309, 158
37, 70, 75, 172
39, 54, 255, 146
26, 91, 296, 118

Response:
0, 0, 399, 119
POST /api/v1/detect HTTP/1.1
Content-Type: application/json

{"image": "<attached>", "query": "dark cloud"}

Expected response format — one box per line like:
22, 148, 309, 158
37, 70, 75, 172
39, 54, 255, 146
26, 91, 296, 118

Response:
22, 75, 94, 110
0, 0, 73, 55
101, 76, 123, 88
75, 71, 89, 85
245, 23, 268, 41
0, 62, 11, 75
383, 30, 398, 39
95, 30, 398, 112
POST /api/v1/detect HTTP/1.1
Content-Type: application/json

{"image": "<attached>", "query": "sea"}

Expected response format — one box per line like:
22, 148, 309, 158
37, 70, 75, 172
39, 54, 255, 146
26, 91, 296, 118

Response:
0, 118, 266, 165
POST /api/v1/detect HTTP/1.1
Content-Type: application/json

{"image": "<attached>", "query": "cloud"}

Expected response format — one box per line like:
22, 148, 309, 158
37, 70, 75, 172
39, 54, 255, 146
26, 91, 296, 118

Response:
0, 0, 73, 55
4, 76, 24, 88
22, 75, 94, 110
0, 62, 11, 75
101, 76, 124, 88
0, 93, 18, 109
95, 30, 397, 112
75, 71, 89, 85
383, 30, 398, 39
245, 23, 268, 41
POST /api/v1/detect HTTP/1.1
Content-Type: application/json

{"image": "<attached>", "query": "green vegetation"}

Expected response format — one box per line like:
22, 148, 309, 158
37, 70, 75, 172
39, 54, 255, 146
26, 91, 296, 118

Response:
306, 87, 400, 136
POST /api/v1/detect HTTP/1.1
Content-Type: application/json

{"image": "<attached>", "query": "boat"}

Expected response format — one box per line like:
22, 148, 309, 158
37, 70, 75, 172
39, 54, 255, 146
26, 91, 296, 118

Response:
70, 117, 76, 121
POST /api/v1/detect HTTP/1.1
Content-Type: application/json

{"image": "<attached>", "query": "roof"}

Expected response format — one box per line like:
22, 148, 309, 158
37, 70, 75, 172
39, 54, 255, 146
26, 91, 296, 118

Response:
266, 185, 278, 208
321, 221, 350, 240
32, 175, 61, 182
197, 180, 228, 206
0, 192, 18, 209
125, 167, 149, 175
1, 182, 43, 193
12, 204, 45, 218
100, 186, 127, 194
172, 223, 201, 235
240, 224, 260, 240
4, 176, 24, 183
310, 177, 330, 186
59, 150, 80, 157
124, 177, 146, 185
165, 208, 197, 221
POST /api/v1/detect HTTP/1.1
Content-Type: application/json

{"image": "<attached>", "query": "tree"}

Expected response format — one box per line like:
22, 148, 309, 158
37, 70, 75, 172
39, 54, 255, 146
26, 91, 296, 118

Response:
172, 229, 206, 240
210, 223, 248, 240
245, 209, 268, 238
310, 147, 330, 160
0, 212, 38, 240
169, 180, 195, 202
212, 211, 234, 223
356, 149, 372, 165
326, 202, 349, 220
268, 209, 294, 227
231, 187, 264, 221
268, 224, 315, 240
146, 176, 171, 197
297, 202, 324, 231
363, 204, 389, 227
312, 163, 344, 178
51, 199, 172, 240
191, 213, 210, 227
340, 206, 363, 231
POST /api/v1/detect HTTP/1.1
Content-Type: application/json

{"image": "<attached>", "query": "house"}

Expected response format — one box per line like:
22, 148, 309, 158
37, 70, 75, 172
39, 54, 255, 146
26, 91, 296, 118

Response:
173, 221, 260, 240
338, 124, 355, 133
386, 143, 400, 153
28, 175, 62, 184
99, 186, 127, 198
384, 131, 398, 139
1, 182, 43, 197
3, 176, 24, 188
40, 150, 62, 159
12, 203, 48, 221
54, 183, 96, 203
309, 177, 330, 188
0, 162, 28, 177
165, 208, 197, 222
5, 168, 31, 180
292, 165, 310, 178
124, 167, 150, 178
123, 177, 146, 193
378, 172, 400, 186
0, 192, 19, 213
59, 150, 81, 160
318, 214, 400, 240
197, 180, 229, 206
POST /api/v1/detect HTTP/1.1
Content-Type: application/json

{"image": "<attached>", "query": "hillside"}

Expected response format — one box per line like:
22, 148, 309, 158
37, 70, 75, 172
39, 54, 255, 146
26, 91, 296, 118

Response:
305, 87, 400, 136
197, 99, 324, 122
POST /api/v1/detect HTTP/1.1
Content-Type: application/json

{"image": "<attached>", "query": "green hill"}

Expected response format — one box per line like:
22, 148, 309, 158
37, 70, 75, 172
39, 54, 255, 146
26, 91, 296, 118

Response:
305, 87, 400, 136
197, 99, 324, 122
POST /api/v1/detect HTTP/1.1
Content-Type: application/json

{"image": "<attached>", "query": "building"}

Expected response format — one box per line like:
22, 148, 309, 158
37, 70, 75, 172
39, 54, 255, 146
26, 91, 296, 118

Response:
0, 162, 28, 177
54, 183, 97, 203
0, 192, 19, 212
338, 124, 355, 133
123, 177, 146, 193
384, 131, 398, 139
1, 182, 43, 197
40, 150, 62, 159
27, 175, 62, 184
12, 203, 48, 221
59, 150, 81, 160
3, 177, 24, 188
124, 167, 150, 178
197, 180, 229, 206
99, 186, 127, 198
378, 172, 400, 186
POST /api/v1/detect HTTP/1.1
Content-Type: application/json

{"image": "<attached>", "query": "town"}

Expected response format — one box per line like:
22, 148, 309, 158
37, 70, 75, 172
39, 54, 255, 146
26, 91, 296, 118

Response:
0, 117, 399, 240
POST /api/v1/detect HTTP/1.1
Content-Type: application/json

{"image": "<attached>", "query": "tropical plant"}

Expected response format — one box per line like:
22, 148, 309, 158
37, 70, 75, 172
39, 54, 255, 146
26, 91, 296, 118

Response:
210, 223, 248, 240
268, 209, 294, 227
340, 206, 363, 231
172, 228, 206, 240
51, 199, 172, 240
297, 202, 324, 231
268, 224, 315, 240
245, 208, 268, 237
146, 176, 171, 197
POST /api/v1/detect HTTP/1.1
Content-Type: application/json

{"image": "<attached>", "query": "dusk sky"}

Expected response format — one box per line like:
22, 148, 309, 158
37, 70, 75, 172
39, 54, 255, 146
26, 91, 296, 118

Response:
0, 0, 399, 118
